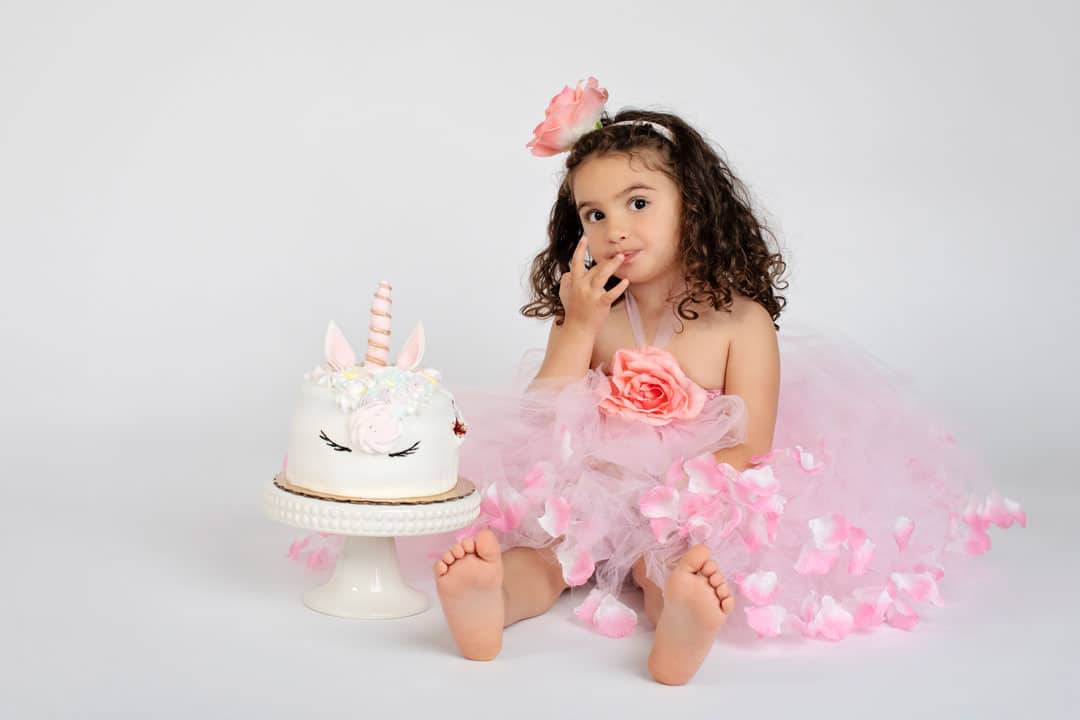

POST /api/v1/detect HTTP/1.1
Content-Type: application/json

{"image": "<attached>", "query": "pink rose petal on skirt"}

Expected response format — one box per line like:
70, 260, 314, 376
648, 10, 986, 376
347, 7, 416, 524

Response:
794, 543, 838, 575
745, 605, 787, 637
893, 516, 915, 551
737, 465, 780, 494
481, 483, 529, 533
1003, 497, 1027, 528
639, 486, 680, 520
792, 445, 826, 474
848, 537, 876, 576
809, 513, 850, 550
736, 570, 779, 606
979, 491, 1027, 529
685, 452, 726, 494
573, 588, 605, 621
649, 517, 679, 543
718, 505, 744, 538
593, 594, 638, 638
522, 461, 554, 504
662, 456, 688, 487
557, 547, 595, 587
889, 572, 944, 606
852, 587, 892, 629
886, 598, 920, 630
538, 496, 571, 538
807, 595, 854, 641
741, 512, 771, 551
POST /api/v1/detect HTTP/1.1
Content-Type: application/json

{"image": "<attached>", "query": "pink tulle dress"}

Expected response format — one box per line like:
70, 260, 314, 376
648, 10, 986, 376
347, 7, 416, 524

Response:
447, 290, 1025, 641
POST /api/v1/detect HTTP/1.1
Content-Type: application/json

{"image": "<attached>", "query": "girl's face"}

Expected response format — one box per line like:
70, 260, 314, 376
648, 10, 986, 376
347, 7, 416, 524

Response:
570, 151, 682, 284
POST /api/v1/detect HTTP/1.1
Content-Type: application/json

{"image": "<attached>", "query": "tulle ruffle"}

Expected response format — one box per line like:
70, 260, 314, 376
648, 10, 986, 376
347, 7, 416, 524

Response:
449, 328, 1024, 642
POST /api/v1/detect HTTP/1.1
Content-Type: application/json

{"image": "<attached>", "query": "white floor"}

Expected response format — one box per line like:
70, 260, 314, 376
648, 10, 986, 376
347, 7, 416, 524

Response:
2, 427, 1075, 719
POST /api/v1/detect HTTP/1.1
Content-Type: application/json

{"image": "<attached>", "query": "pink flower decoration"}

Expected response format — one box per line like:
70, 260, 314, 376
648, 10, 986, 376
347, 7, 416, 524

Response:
809, 512, 850, 551
348, 402, 402, 454
798, 595, 854, 641
736, 570, 780, 606
893, 516, 915, 551
598, 347, 707, 426
852, 586, 892, 629
538, 496, 571, 538
480, 483, 529, 533
745, 605, 787, 638
889, 572, 944, 606
526, 77, 609, 157
574, 589, 638, 638
846, 526, 875, 576
885, 598, 920, 630
556, 546, 596, 587
794, 543, 839, 575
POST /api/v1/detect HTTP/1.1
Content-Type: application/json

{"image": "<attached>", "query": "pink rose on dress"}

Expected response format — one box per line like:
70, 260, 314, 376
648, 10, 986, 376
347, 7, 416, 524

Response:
526, 77, 609, 157
598, 347, 708, 426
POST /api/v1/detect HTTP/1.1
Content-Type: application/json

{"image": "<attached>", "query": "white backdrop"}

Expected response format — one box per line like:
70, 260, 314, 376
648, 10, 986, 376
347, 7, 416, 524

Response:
2, 1, 1076, 717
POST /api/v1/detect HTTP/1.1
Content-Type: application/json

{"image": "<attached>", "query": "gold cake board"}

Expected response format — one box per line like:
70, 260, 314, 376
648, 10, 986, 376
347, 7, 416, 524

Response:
273, 472, 475, 506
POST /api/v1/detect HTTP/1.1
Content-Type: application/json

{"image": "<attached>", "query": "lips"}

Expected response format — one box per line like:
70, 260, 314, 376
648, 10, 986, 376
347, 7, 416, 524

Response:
620, 250, 640, 263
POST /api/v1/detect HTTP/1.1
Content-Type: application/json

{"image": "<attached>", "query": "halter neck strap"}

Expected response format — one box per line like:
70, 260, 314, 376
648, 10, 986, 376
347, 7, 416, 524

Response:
624, 289, 676, 349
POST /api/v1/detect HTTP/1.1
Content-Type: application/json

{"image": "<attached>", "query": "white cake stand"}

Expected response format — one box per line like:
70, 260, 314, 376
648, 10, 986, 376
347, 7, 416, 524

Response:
263, 473, 481, 619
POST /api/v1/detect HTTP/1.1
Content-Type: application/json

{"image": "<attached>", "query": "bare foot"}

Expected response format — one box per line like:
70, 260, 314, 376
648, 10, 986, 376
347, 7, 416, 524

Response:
433, 529, 505, 661
648, 544, 733, 685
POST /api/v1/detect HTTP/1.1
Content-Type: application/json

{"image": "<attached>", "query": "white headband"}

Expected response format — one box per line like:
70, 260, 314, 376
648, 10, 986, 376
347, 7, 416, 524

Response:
607, 119, 675, 144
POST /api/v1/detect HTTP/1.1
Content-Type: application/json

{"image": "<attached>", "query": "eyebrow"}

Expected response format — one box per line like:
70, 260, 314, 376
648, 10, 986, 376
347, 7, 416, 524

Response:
576, 184, 657, 212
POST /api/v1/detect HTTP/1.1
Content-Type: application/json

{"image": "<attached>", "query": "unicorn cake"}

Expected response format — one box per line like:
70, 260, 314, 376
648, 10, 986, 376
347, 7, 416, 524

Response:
281, 281, 467, 500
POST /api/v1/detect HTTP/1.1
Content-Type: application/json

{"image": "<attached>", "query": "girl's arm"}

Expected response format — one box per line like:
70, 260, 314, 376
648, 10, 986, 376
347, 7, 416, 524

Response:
713, 299, 780, 472
533, 319, 596, 383
530, 236, 629, 387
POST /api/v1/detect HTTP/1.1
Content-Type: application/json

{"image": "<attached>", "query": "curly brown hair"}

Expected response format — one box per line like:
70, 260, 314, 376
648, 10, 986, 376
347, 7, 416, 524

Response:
520, 109, 788, 329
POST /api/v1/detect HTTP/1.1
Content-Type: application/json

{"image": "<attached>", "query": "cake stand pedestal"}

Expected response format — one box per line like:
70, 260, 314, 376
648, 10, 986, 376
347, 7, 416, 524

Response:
263, 473, 480, 619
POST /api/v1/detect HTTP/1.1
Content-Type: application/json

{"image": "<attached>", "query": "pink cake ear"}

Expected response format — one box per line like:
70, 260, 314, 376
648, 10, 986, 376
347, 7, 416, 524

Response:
395, 322, 425, 371
324, 320, 357, 371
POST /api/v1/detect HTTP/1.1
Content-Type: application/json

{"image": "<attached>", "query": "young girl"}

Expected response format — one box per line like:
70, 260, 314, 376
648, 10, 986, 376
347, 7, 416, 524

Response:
430, 77, 1025, 685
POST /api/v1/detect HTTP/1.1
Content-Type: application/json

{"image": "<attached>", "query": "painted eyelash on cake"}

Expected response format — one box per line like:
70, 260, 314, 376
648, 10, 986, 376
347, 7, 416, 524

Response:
389, 441, 421, 458
319, 430, 352, 452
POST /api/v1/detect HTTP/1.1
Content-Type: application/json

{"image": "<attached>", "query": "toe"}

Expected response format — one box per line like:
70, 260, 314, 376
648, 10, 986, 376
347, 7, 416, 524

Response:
451, 544, 466, 559
678, 544, 711, 574
708, 573, 724, 588
443, 551, 456, 565
720, 595, 734, 614
462, 536, 476, 554
717, 581, 730, 598
475, 529, 501, 561
435, 560, 448, 576
701, 560, 718, 577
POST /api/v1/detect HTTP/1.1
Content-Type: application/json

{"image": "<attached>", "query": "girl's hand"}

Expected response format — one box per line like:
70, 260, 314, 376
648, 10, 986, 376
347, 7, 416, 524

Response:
558, 235, 631, 338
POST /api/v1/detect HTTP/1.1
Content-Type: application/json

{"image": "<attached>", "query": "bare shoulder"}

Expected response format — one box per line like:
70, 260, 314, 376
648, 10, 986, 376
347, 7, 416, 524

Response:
728, 294, 778, 339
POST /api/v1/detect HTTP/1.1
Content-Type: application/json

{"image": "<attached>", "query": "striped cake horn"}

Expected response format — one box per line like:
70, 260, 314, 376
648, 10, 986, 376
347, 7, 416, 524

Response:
364, 280, 393, 368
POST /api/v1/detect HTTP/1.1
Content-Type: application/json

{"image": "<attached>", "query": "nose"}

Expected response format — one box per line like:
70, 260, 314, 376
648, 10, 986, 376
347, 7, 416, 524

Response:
607, 224, 629, 247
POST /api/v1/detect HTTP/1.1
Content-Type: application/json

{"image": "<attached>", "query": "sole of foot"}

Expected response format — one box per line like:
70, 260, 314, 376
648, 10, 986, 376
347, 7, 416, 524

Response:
434, 528, 505, 661
647, 544, 733, 685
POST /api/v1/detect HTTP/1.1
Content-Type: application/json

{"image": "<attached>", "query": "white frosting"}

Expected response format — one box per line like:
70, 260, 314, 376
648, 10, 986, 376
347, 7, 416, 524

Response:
285, 365, 465, 500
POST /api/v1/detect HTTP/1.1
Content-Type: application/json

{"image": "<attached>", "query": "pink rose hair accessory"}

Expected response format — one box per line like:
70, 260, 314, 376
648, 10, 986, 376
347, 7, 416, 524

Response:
526, 76, 675, 157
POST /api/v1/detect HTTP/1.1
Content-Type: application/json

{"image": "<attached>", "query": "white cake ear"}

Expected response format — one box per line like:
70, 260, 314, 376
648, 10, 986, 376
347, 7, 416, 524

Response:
395, 322, 425, 371
324, 320, 357, 371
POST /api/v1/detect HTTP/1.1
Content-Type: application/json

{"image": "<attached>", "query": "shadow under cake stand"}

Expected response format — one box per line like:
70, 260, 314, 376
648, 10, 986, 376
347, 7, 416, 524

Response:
263, 473, 480, 619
